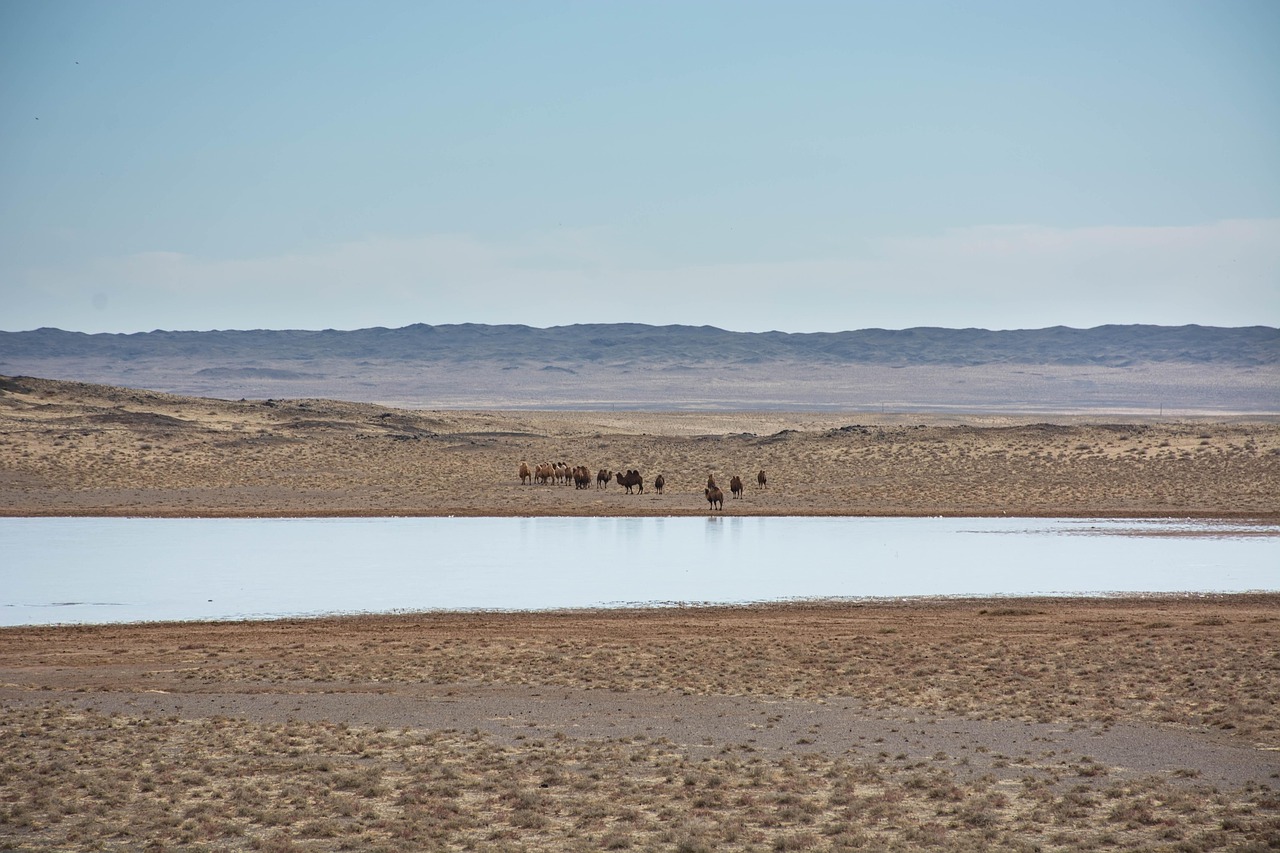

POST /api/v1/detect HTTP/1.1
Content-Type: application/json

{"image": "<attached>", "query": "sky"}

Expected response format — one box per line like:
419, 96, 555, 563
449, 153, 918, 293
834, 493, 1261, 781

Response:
2, 0, 1277, 334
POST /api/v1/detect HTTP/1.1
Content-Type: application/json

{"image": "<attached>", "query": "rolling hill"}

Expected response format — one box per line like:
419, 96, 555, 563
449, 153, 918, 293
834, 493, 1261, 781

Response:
1, 323, 1275, 412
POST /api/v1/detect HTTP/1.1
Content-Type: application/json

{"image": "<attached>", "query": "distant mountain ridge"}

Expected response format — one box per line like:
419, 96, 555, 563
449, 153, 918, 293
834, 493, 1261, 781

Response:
2, 323, 1276, 412
3, 323, 1276, 367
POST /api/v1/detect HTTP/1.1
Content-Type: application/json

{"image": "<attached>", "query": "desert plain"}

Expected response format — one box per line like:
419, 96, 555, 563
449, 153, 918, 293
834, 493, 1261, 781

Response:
1, 375, 1278, 519
2, 374, 1279, 851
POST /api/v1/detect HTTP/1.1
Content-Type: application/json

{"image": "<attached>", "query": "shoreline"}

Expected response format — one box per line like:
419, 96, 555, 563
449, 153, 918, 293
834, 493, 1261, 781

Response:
6, 589, 1277, 630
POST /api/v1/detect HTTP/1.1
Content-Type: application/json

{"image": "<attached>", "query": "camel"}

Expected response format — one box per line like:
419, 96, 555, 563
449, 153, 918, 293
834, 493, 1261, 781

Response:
757, 470, 767, 488
705, 486, 724, 510
518, 461, 531, 485
596, 469, 612, 490
573, 465, 591, 489
535, 463, 554, 485
616, 470, 644, 494
653, 474, 665, 495
729, 475, 744, 498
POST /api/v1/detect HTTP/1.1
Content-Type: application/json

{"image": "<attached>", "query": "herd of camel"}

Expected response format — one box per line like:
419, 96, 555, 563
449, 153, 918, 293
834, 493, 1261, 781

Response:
517, 461, 766, 511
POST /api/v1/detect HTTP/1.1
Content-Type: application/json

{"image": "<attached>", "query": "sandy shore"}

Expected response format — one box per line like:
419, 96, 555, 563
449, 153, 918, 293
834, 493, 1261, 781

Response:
2, 376, 1278, 518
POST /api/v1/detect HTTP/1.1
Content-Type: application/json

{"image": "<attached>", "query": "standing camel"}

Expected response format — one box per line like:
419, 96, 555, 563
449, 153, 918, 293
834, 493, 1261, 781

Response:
616, 470, 644, 494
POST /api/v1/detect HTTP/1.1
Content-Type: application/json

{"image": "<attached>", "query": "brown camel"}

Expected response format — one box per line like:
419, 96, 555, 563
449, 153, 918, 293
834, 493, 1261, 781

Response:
729, 475, 744, 498
616, 470, 644, 494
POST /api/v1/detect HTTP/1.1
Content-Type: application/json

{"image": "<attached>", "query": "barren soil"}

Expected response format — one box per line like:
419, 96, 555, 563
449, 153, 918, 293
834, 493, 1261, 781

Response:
3, 599, 1280, 851
2, 376, 1278, 518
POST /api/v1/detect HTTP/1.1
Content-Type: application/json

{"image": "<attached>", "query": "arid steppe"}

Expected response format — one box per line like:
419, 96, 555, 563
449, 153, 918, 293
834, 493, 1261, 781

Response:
2, 374, 1278, 851
3, 598, 1279, 851
1, 375, 1277, 518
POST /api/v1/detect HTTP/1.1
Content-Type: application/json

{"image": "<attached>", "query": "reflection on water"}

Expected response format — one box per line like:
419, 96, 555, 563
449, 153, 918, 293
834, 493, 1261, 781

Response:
1041, 518, 1280, 539
1, 516, 1276, 626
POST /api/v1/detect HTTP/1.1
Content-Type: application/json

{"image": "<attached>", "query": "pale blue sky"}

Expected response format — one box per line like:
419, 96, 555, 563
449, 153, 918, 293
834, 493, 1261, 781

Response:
3, 0, 1277, 333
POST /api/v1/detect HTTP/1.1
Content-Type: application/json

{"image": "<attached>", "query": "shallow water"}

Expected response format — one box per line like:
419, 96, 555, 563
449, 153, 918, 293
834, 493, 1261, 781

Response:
2, 516, 1276, 626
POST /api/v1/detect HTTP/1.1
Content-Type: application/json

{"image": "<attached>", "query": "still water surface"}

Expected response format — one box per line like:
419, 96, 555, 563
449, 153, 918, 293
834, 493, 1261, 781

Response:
2, 516, 1276, 626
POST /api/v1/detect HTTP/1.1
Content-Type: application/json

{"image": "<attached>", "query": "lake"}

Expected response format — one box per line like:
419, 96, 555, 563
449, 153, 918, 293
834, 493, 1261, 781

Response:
2, 516, 1276, 626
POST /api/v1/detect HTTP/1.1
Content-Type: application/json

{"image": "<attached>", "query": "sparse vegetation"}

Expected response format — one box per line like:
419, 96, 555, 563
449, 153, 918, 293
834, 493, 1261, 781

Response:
1, 376, 1277, 518
3, 597, 1280, 850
